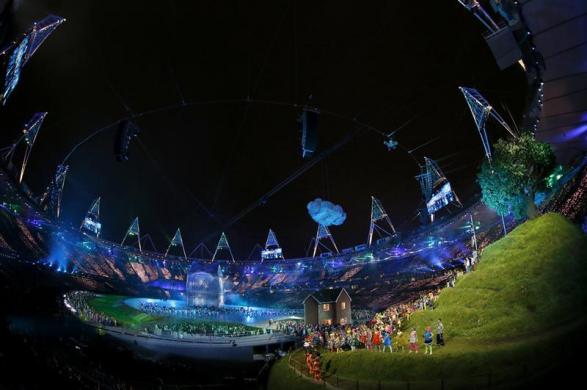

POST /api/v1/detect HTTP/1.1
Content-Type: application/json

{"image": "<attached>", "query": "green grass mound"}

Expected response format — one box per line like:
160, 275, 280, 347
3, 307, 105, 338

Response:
268, 356, 321, 390
269, 213, 587, 389
409, 212, 587, 340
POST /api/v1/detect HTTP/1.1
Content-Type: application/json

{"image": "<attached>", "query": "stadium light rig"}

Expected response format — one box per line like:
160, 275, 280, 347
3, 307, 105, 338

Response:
80, 197, 102, 237
0, 15, 66, 105
2, 112, 48, 184
416, 157, 462, 223
459, 87, 516, 163
261, 228, 284, 261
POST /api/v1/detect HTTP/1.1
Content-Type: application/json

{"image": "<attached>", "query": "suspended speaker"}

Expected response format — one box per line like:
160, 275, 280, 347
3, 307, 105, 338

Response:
114, 120, 140, 162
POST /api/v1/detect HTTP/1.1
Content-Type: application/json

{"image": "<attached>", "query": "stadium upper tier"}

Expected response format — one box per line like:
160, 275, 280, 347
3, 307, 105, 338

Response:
2, 155, 585, 309
0, 166, 504, 298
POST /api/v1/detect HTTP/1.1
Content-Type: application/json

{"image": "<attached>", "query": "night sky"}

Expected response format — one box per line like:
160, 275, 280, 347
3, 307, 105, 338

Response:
0, 0, 527, 257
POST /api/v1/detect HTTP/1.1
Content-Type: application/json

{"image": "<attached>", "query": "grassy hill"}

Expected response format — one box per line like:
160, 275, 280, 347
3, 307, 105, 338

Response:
268, 213, 587, 388
410, 212, 587, 340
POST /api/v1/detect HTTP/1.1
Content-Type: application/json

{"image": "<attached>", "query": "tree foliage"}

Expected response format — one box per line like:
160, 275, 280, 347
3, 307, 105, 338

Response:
477, 133, 555, 219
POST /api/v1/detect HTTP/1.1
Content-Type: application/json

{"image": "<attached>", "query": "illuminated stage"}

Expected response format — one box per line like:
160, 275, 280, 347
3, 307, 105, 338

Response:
123, 297, 303, 326
63, 291, 301, 360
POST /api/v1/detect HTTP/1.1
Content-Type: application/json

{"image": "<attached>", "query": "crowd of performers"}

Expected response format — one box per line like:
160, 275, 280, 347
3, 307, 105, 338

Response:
299, 295, 448, 380
64, 291, 265, 338
136, 301, 302, 322
294, 255, 485, 380
64, 291, 118, 327
301, 292, 444, 352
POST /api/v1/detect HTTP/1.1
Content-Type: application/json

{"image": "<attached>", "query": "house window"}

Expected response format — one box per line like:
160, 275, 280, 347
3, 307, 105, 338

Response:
322, 304, 330, 312
341, 301, 346, 310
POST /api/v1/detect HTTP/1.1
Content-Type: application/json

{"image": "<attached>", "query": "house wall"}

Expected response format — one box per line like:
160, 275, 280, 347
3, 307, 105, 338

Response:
318, 302, 335, 325
304, 299, 318, 325
336, 292, 352, 325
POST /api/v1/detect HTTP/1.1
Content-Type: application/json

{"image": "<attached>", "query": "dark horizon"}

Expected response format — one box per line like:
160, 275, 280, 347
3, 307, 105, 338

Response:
0, 0, 527, 257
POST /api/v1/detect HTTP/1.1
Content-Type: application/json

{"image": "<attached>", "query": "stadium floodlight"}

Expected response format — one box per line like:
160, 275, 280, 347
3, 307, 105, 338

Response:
121, 217, 142, 252
2, 112, 48, 184
261, 228, 284, 261
211, 232, 235, 262
368, 196, 396, 246
80, 197, 102, 237
0, 15, 65, 105
312, 224, 339, 258
39, 164, 68, 219
459, 87, 516, 162
415, 157, 462, 222
165, 228, 187, 260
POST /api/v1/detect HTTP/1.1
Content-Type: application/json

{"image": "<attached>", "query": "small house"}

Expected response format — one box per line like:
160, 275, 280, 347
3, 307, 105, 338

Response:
303, 287, 352, 326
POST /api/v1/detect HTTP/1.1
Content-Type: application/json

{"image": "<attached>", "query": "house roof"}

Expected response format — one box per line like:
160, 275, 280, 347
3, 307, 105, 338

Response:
303, 287, 351, 304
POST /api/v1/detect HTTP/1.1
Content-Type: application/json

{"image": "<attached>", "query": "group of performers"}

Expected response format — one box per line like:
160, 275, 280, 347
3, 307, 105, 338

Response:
305, 350, 322, 381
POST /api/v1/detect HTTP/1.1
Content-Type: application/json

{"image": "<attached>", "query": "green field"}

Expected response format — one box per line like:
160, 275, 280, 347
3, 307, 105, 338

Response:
87, 294, 162, 329
86, 294, 261, 334
268, 213, 587, 389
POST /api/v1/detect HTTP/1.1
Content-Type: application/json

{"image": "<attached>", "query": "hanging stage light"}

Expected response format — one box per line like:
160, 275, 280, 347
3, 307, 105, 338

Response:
298, 106, 319, 159
114, 120, 140, 162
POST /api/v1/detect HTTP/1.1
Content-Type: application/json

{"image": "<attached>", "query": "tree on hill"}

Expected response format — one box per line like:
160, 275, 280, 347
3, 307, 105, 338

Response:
477, 133, 555, 220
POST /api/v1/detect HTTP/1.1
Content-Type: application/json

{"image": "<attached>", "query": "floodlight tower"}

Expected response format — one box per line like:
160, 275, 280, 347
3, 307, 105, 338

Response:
0, 15, 66, 105
39, 164, 68, 219
3, 112, 47, 183
460, 87, 514, 236
367, 196, 396, 246
261, 228, 284, 261
211, 232, 235, 262
312, 224, 339, 258
165, 228, 187, 260
459, 87, 516, 162
415, 157, 462, 223
80, 197, 101, 237
121, 217, 142, 252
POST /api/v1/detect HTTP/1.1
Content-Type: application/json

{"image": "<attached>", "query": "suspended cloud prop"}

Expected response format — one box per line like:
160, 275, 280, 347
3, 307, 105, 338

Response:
307, 198, 347, 226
